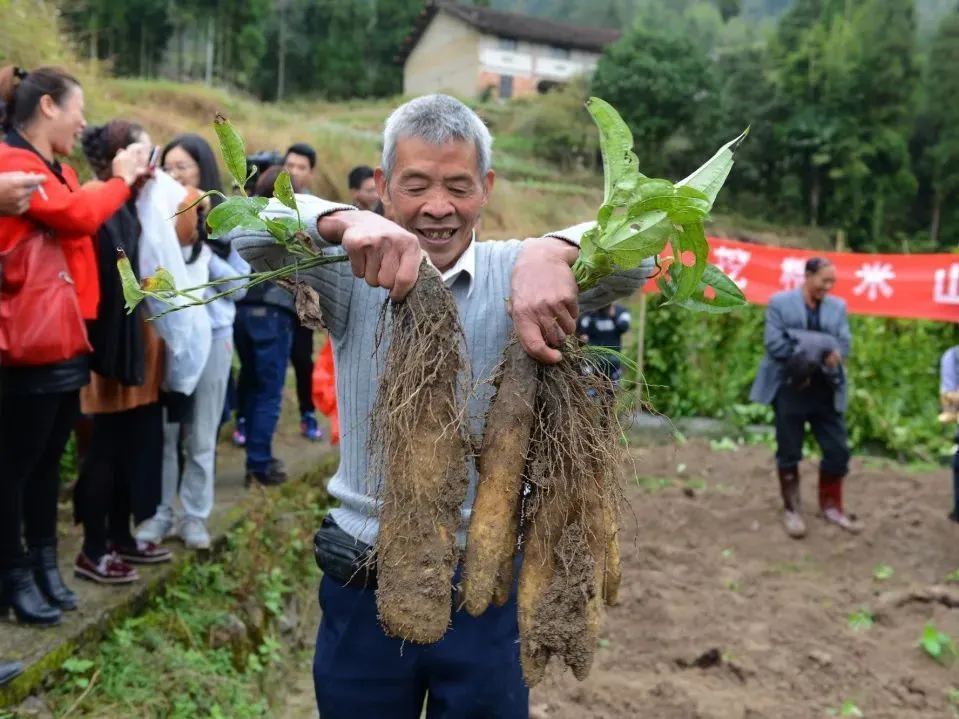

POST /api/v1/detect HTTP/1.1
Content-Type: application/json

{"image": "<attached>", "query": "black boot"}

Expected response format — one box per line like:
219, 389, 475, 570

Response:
777, 467, 806, 539
0, 659, 23, 687
30, 544, 78, 611
0, 567, 62, 626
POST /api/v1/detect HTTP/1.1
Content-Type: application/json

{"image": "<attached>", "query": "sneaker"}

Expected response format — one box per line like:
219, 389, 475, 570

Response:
300, 412, 323, 441
179, 517, 211, 550
822, 506, 862, 534
135, 514, 175, 544
109, 540, 173, 565
232, 417, 247, 447
245, 459, 289, 488
74, 552, 139, 585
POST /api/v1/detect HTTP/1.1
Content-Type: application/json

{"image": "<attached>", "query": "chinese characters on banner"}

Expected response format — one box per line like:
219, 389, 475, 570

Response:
642, 237, 959, 323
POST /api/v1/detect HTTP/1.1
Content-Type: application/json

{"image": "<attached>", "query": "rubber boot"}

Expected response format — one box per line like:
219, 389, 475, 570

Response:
30, 542, 78, 611
777, 467, 806, 539
819, 471, 861, 534
0, 567, 62, 627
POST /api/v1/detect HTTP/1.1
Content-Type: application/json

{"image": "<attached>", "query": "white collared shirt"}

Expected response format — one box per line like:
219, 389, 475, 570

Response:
440, 232, 477, 298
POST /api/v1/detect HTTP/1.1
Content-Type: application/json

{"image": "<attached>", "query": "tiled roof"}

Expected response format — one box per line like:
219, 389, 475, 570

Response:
396, 1, 622, 64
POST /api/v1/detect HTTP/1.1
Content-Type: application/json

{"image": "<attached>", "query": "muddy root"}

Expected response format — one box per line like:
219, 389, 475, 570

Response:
462, 336, 538, 617
517, 338, 624, 685
369, 259, 471, 644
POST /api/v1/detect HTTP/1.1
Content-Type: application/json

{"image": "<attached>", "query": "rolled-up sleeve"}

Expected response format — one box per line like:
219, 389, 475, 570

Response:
545, 221, 656, 313
229, 194, 358, 339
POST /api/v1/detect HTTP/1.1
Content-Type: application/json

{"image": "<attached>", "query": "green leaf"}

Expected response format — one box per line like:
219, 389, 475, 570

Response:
847, 606, 874, 631
142, 268, 177, 294
603, 214, 672, 270
117, 250, 145, 314
273, 170, 297, 211
213, 113, 249, 191
585, 97, 641, 206
669, 221, 710, 303
206, 196, 269, 239
873, 563, 894, 581
264, 218, 292, 243
677, 127, 749, 207
658, 264, 747, 314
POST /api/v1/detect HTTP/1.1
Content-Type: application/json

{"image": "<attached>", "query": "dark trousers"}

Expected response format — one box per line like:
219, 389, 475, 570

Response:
74, 402, 164, 561
773, 386, 850, 476
0, 390, 80, 569
291, 322, 315, 416
313, 564, 528, 719
234, 305, 294, 474
952, 434, 959, 516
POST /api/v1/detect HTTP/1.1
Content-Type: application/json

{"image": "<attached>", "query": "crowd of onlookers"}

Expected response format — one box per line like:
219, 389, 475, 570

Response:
0, 63, 379, 640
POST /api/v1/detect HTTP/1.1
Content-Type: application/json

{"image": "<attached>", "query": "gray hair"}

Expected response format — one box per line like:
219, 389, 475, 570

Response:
381, 94, 493, 182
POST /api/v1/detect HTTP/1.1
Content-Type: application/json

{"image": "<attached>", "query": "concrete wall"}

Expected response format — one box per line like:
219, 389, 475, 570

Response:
403, 13, 481, 97
476, 33, 603, 99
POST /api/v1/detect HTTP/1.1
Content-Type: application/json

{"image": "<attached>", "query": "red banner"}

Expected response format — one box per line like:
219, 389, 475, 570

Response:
642, 237, 959, 323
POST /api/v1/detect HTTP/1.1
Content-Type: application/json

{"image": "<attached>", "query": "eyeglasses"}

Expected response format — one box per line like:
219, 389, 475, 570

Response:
163, 162, 197, 174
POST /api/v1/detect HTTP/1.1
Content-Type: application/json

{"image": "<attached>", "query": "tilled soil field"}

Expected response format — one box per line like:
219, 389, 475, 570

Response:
531, 441, 959, 719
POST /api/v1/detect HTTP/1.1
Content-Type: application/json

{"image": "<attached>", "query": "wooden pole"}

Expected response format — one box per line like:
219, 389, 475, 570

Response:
634, 292, 648, 412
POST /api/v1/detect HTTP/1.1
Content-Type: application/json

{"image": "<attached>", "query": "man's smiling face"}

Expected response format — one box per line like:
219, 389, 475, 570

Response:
376, 137, 494, 272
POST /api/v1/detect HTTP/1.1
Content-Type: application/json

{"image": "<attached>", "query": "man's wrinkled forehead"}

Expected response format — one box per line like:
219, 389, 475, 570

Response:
390, 136, 483, 182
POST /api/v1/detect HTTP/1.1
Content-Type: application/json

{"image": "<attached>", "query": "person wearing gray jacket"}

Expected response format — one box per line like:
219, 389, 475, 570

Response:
749, 257, 860, 538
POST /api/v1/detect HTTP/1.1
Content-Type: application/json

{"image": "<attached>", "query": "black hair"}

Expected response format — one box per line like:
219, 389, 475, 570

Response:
81, 120, 145, 181
285, 142, 316, 169
348, 165, 375, 190
161, 133, 225, 209
0, 65, 81, 133
805, 257, 832, 275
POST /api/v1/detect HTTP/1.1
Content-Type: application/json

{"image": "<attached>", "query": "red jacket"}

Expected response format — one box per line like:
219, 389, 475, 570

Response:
0, 143, 132, 320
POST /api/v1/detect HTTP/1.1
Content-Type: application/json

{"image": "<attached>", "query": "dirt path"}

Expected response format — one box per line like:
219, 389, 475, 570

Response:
531, 441, 959, 718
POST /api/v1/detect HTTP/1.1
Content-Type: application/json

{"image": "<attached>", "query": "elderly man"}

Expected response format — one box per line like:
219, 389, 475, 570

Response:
233, 94, 651, 718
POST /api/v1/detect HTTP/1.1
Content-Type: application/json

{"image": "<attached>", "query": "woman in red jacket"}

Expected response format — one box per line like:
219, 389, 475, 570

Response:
0, 65, 148, 627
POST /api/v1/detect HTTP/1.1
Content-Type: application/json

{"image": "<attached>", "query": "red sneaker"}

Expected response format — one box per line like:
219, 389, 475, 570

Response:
109, 540, 172, 565
74, 552, 139, 585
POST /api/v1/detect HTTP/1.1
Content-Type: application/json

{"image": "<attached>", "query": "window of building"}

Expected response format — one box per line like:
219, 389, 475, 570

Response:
550, 46, 571, 59
498, 37, 518, 51
499, 74, 514, 100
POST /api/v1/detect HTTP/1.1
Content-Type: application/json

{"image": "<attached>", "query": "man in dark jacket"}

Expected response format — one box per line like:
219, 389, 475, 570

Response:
577, 303, 631, 382
749, 257, 859, 539
233, 168, 301, 487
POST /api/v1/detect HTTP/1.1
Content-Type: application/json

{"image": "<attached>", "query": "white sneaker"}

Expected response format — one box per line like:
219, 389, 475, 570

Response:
180, 517, 211, 550
135, 514, 175, 544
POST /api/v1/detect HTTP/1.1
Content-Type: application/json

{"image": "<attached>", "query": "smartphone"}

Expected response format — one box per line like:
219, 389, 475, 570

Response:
148, 146, 161, 172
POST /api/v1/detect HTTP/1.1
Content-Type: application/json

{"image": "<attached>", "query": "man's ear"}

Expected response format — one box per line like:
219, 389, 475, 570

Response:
482, 169, 496, 205
374, 167, 390, 213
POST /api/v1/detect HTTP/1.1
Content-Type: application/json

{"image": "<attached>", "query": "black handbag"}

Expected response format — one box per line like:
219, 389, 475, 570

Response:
313, 515, 377, 589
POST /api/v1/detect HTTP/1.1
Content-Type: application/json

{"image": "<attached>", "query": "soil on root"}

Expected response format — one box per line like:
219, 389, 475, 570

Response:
369, 260, 471, 644
530, 440, 959, 719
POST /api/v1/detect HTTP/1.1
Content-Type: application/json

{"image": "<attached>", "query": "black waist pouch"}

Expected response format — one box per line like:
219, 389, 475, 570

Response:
313, 514, 377, 590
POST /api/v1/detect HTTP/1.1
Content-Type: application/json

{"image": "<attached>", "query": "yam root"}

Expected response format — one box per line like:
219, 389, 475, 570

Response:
462, 337, 538, 617
514, 338, 624, 687
603, 498, 622, 607
370, 259, 471, 644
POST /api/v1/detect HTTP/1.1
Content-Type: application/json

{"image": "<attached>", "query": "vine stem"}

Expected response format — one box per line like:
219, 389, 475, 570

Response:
144, 253, 349, 321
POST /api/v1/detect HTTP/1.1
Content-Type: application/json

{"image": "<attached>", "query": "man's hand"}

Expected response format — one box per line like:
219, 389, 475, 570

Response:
317, 210, 421, 302
0, 172, 46, 216
509, 237, 580, 364
824, 350, 842, 369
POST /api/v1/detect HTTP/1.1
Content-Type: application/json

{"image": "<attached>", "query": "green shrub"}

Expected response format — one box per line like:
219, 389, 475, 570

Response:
623, 297, 959, 462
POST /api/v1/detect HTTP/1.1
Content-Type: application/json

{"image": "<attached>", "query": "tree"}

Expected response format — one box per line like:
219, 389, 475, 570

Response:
922, 5, 959, 245
591, 26, 718, 178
